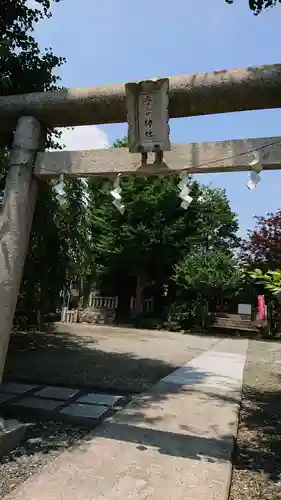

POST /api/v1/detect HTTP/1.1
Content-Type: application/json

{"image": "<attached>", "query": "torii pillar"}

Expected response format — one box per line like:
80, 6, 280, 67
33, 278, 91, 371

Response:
0, 116, 42, 389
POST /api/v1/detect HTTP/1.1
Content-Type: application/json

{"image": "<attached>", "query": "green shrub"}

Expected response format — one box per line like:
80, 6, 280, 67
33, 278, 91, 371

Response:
130, 312, 164, 330
164, 301, 197, 332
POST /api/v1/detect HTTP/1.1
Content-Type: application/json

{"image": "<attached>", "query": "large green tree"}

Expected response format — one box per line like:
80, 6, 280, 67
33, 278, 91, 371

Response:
174, 248, 243, 329
0, 0, 63, 100
86, 138, 239, 319
57, 178, 91, 308
0, 0, 66, 328
16, 180, 67, 329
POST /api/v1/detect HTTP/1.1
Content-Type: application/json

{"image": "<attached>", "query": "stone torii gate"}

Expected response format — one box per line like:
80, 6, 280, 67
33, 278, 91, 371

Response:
1, 62, 281, 388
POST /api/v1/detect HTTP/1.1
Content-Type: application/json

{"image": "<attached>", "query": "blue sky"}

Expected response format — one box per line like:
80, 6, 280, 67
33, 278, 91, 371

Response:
34, 0, 281, 236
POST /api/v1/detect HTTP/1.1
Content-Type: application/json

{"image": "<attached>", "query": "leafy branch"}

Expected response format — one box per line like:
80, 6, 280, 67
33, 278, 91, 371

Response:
248, 269, 281, 297
225, 0, 281, 14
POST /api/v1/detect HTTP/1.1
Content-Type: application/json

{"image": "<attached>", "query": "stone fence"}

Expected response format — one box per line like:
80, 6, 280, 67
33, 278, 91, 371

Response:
61, 295, 154, 324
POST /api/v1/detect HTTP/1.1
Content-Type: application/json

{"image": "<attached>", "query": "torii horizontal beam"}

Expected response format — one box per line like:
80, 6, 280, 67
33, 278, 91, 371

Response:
34, 136, 281, 178
1, 63, 281, 132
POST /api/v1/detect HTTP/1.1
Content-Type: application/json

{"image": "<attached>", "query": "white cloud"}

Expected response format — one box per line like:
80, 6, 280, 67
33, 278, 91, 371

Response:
26, 0, 43, 10
52, 125, 109, 151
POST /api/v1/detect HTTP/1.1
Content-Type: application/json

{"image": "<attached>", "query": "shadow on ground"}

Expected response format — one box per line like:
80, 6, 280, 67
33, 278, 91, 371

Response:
0, 329, 230, 483
4, 330, 184, 393
6, 330, 271, 479
0, 419, 89, 498
234, 382, 281, 482
3, 332, 281, 499
228, 341, 281, 500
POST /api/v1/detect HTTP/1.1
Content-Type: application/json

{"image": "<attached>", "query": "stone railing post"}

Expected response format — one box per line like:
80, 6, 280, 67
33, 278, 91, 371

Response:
0, 116, 42, 384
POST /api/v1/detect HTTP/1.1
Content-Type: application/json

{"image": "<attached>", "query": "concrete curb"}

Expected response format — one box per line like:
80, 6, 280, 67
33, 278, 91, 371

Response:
0, 420, 26, 457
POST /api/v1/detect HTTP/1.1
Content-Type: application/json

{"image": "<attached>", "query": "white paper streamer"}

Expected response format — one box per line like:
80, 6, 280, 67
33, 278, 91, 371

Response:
178, 172, 193, 209
246, 152, 263, 190
111, 174, 125, 214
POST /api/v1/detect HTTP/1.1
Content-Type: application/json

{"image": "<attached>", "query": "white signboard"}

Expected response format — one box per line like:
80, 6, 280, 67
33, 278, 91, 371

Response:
126, 78, 170, 153
238, 303, 252, 315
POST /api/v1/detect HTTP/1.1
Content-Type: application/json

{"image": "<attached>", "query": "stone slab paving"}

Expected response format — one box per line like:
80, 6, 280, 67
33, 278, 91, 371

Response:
12, 397, 64, 412
61, 403, 109, 420
77, 393, 123, 407
0, 382, 128, 426
0, 393, 18, 404
4, 338, 248, 500
1, 382, 39, 394
34, 386, 79, 400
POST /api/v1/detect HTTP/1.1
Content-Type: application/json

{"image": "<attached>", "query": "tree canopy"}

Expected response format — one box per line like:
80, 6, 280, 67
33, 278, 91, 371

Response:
248, 268, 281, 298
242, 210, 281, 270
0, 2, 250, 332
0, 0, 68, 328
84, 138, 240, 322
225, 0, 280, 14
174, 248, 242, 299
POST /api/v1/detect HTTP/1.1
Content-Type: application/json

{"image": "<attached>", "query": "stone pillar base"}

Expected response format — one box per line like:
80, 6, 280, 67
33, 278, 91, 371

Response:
0, 418, 26, 457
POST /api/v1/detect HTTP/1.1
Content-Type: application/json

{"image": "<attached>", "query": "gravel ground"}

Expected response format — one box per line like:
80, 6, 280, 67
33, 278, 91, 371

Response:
5, 332, 281, 499
1, 328, 216, 498
229, 339, 281, 500
4, 327, 216, 392
0, 420, 89, 498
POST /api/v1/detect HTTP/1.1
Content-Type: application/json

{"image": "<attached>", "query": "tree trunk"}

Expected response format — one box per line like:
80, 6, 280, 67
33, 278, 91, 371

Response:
199, 294, 206, 333
37, 284, 46, 331
135, 272, 147, 314
37, 306, 45, 332
82, 277, 91, 308
201, 301, 205, 333
115, 275, 133, 324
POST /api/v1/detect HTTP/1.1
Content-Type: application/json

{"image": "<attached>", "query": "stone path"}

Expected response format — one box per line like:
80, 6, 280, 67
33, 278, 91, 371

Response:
0, 382, 128, 426
4, 338, 248, 500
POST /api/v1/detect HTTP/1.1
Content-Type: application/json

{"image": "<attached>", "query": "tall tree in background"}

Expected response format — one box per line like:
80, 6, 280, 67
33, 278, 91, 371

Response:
241, 210, 281, 335
0, 0, 63, 99
242, 210, 281, 271
87, 174, 198, 315
57, 178, 91, 308
174, 248, 243, 330
225, 0, 280, 14
87, 137, 199, 315
86, 138, 239, 320
0, 0, 66, 328
16, 180, 66, 329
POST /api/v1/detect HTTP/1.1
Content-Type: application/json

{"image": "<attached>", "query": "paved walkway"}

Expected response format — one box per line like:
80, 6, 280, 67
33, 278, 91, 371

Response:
5, 338, 248, 500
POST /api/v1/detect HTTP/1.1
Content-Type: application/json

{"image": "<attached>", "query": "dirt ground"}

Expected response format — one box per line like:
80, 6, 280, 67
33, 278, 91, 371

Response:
3, 324, 217, 392
3, 326, 281, 499
1, 326, 217, 498
229, 339, 281, 500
